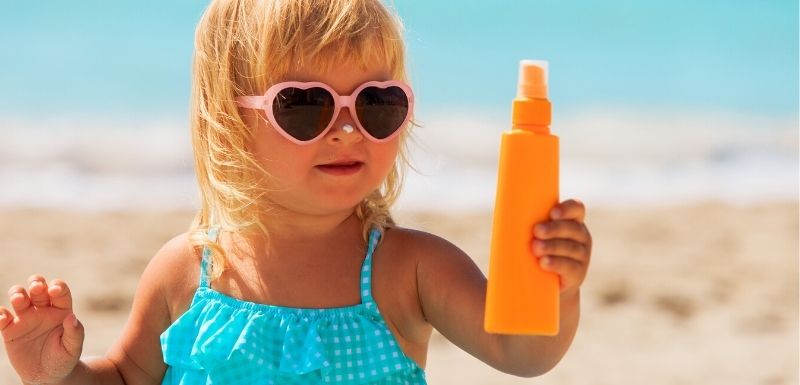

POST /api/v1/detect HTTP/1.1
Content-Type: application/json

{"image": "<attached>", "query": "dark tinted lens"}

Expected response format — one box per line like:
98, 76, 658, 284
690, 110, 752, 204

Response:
272, 87, 335, 141
355, 86, 409, 139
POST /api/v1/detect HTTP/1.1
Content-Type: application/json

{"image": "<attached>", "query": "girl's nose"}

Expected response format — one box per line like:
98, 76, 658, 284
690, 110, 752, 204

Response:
327, 107, 363, 144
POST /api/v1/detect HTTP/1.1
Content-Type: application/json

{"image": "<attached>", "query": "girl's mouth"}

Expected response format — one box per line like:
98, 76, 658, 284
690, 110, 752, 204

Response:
315, 161, 364, 176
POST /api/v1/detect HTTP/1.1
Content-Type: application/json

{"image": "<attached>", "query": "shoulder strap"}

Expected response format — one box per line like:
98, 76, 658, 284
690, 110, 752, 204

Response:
199, 226, 220, 288
359, 227, 382, 309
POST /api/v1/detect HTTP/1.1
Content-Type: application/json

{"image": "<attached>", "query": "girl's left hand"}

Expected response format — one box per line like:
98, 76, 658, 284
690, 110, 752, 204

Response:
531, 199, 592, 298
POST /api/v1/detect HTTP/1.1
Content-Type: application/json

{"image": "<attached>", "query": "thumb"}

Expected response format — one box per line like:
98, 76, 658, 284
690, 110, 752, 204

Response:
61, 313, 84, 358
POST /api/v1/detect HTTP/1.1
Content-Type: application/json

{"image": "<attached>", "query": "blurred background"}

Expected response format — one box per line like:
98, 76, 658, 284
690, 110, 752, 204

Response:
0, 1, 797, 384
0, 0, 797, 210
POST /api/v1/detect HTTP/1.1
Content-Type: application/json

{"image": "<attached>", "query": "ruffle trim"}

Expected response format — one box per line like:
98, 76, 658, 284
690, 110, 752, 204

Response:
161, 288, 425, 384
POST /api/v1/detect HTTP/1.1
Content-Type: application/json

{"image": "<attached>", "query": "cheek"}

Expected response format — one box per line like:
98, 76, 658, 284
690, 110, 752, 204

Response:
370, 140, 402, 177
251, 124, 314, 187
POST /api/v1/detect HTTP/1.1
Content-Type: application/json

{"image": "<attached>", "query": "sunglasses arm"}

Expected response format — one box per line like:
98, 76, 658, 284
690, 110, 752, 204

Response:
235, 96, 268, 109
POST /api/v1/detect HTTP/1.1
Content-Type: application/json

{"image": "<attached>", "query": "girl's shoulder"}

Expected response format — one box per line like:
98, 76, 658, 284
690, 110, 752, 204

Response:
370, 226, 460, 354
143, 232, 202, 322
101, 232, 200, 379
381, 225, 468, 261
376, 225, 476, 307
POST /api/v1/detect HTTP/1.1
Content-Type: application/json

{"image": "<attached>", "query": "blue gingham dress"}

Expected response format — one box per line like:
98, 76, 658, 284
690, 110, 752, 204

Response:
159, 228, 427, 384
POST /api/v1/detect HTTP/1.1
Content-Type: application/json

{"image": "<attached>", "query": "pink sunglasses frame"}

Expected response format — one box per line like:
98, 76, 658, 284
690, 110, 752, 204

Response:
235, 80, 414, 145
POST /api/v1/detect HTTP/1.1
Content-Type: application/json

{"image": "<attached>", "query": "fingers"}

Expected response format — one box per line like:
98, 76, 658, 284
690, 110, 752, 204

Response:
27, 275, 51, 308
0, 307, 13, 332
532, 238, 589, 263
531, 233, 591, 291
549, 199, 586, 223
6, 276, 73, 315
534, 220, 592, 245
533, 198, 593, 259
47, 279, 73, 311
7, 285, 32, 314
533, 199, 592, 295
538, 255, 585, 289
534, 237, 590, 293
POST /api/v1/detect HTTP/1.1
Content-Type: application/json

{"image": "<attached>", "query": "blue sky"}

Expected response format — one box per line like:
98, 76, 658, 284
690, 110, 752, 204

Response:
1, 1, 797, 120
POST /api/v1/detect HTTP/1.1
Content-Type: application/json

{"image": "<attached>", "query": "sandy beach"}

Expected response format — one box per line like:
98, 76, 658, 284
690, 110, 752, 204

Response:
0, 201, 797, 384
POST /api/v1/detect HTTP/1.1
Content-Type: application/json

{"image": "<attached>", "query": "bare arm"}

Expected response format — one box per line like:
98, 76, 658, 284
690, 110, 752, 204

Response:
3, 234, 194, 385
415, 199, 592, 377
46, 359, 125, 385
101, 233, 196, 385
412, 233, 513, 374
493, 291, 580, 377
51, 244, 173, 385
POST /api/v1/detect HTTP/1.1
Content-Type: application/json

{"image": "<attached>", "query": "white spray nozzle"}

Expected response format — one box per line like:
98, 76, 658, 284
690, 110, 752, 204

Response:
517, 59, 548, 99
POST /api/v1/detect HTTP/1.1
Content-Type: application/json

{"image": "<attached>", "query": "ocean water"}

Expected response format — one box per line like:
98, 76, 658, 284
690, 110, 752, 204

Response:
1, 1, 797, 211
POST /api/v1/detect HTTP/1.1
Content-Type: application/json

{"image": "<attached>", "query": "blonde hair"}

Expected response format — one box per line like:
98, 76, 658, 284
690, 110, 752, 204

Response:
188, 0, 412, 281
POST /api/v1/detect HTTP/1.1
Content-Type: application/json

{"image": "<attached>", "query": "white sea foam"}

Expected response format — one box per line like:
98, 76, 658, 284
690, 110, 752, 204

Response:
1, 117, 197, 211
1, 107, 797, 212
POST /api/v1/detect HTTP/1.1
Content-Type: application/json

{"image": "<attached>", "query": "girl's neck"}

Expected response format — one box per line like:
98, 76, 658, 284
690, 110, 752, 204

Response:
258, 206, 361, 243
227, 207, 362, 263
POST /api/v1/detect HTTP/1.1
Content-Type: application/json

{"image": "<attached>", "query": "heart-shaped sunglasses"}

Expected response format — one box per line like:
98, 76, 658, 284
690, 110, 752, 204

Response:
235, 80, 414, 145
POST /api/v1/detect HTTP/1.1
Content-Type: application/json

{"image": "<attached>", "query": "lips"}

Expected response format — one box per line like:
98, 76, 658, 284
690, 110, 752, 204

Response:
315, 160, 364, 175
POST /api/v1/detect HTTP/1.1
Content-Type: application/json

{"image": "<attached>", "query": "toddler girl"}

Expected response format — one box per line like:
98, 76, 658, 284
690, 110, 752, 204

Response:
0, 0, 592, 384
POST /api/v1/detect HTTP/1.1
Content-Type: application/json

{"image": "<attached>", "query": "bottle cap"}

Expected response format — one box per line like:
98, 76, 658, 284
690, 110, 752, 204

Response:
517, 60, 548, 99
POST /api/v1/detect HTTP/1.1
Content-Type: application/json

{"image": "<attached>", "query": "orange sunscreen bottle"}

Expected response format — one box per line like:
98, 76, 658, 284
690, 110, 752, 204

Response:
484, 60, 560, 335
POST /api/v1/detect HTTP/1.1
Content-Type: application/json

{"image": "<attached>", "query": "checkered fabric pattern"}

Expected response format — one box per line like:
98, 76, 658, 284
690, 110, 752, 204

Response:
160, 228, 427, 385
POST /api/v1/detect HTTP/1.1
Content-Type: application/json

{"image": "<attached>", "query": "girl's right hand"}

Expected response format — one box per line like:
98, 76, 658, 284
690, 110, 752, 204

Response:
0, 275, 84, 384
